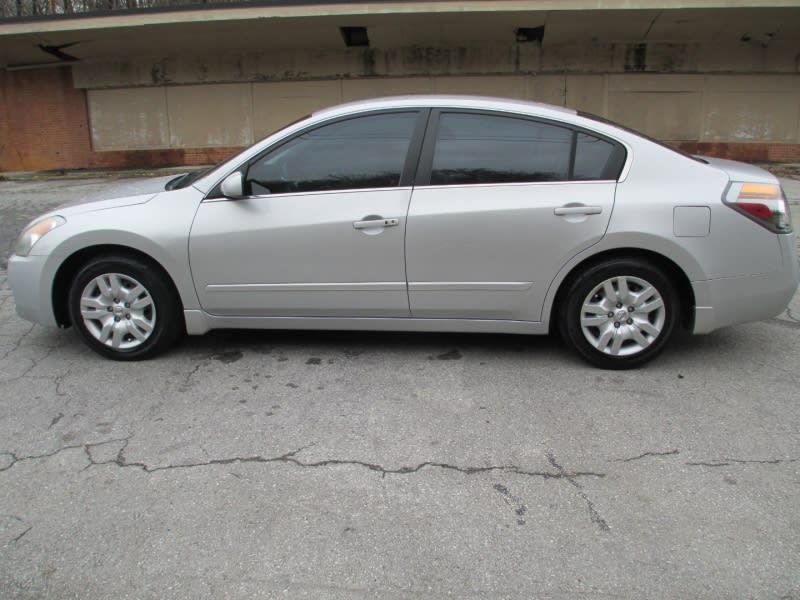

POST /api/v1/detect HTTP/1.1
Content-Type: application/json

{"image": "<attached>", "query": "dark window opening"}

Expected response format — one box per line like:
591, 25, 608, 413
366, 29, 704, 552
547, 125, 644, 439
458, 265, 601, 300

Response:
340, 26, 369, 47
516, 26, 545, 43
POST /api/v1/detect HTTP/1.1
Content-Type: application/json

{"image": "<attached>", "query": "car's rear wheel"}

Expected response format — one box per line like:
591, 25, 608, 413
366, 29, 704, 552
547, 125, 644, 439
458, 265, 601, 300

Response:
67, 256, 183, 360
560, 258, 679, 369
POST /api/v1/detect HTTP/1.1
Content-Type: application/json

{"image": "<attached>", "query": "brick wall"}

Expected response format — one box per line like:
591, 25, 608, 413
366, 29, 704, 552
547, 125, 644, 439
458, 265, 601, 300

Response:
0, 67, 92, 171
672, 142, 800, 163
84, 147, 244, 170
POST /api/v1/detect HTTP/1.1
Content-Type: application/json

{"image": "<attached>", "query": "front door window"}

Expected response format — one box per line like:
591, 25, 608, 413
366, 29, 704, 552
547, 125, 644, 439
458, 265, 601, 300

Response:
245, 112, 419, 195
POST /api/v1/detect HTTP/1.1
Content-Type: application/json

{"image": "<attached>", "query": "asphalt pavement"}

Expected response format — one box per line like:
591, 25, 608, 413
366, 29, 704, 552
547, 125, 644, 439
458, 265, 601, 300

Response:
0, 169, 799, 599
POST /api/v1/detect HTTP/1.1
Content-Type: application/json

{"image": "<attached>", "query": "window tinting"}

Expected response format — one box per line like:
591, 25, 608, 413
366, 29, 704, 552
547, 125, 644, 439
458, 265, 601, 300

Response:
246, 112, 417, 195
430, 113, 572, 185
573, 133, 618, 180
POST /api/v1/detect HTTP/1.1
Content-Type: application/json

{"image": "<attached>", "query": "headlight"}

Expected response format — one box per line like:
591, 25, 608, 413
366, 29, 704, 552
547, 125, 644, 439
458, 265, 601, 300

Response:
14, 216, 66, 257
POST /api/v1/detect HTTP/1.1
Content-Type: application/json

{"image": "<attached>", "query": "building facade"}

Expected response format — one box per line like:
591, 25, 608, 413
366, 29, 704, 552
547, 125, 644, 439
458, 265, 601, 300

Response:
1, 0, 799, 172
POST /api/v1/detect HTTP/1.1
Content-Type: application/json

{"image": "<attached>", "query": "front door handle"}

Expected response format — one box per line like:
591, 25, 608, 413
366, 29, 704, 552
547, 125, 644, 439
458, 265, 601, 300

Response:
554, 205, 602, 216
353, 217, 400, 230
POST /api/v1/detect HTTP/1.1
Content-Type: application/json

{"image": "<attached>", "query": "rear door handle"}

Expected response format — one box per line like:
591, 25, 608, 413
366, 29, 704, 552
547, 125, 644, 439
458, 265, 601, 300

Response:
353, 217, 399, 229
554, 205, 602, 216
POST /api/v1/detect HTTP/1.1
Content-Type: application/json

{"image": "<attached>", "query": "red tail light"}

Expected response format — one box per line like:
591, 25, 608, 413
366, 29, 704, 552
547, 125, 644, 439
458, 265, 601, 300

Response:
724, 182, 793, 233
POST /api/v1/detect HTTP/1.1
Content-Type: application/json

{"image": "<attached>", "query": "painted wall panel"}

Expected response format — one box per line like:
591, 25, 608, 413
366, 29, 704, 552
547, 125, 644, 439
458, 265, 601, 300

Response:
167, 84, 254, 147
341, 77, 433, 102
565, 75, 605, 115
433, 75, 526, 98
253, 80, 341, 139
527, 75, 566, 106
88, 87, 169, 151
704, 74, 800, 93
703, 93, 800, 142
608, 91, 702, 141
608, 74, 704, 93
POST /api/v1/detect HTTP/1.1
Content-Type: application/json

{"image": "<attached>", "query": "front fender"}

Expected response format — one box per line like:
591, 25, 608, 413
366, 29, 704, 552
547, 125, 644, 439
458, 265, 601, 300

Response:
32, 188, 203, 316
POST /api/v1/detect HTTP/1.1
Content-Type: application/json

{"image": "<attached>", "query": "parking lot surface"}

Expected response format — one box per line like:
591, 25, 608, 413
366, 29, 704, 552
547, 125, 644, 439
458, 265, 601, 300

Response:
1, 172, 799, 599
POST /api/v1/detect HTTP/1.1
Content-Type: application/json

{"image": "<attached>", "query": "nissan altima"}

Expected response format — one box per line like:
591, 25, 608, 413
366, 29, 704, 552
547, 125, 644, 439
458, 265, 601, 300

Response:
7, 95, 798, 368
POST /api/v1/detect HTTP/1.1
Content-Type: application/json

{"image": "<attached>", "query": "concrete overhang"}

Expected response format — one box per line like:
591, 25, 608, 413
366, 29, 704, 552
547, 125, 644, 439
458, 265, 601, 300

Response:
1, 1, 799, 69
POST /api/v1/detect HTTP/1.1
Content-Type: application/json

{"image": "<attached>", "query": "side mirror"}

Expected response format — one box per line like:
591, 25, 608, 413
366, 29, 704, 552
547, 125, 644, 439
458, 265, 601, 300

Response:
221, 172, 245, 199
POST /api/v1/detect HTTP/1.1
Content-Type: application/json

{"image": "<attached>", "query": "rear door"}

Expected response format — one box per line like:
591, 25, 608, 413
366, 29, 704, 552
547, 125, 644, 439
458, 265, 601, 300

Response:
405, 110, 624, 321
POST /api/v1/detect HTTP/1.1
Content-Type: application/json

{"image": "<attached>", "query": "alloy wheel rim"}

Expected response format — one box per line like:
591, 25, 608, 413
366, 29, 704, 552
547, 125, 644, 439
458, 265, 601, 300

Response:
79, 273, 156, 350
579, 275, 666, 357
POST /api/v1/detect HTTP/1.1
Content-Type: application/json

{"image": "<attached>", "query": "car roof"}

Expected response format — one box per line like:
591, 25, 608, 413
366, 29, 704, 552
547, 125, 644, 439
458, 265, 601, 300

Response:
312, 94, 578, 121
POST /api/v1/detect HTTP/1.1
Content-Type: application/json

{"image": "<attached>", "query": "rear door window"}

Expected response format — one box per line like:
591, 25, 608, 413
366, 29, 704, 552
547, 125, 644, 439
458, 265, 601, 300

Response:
430, 113, 572, 185
426, 111, 625, 186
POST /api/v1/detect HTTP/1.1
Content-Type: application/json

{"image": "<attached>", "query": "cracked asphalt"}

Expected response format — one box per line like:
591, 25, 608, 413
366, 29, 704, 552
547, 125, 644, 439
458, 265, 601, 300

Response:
1, 172, 799, 599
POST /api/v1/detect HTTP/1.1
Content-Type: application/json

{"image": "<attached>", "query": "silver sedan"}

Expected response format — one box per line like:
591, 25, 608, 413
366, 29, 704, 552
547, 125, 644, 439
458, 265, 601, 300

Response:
7, 96, 799, 368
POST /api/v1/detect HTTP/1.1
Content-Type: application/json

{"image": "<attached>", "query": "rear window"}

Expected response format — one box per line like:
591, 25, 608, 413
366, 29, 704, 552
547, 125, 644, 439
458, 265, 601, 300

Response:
573, 133, 620, 181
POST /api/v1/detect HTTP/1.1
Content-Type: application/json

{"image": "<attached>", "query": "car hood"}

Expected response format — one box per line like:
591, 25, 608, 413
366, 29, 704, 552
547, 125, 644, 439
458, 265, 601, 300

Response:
701, 157, 778, 184
56, 174, 184, 214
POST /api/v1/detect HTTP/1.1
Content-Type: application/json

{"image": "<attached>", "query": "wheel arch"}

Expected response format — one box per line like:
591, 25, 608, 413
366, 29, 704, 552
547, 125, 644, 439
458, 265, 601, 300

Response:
52, 244, 185, 329
547, 247, 696, 333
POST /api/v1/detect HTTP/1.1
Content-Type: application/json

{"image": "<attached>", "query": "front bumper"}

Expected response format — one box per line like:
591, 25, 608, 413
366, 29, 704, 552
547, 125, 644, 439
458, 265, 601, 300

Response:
7, 254, 58, 328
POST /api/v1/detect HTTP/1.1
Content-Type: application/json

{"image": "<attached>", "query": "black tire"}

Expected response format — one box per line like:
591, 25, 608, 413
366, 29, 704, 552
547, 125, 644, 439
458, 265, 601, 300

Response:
559, 258, 680, 369
67, 255, 183, 360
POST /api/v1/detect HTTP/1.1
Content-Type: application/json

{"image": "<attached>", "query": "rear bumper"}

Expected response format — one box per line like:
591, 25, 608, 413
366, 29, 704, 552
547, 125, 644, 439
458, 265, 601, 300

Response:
7, 254, 58, 328
692, 240, 799, 334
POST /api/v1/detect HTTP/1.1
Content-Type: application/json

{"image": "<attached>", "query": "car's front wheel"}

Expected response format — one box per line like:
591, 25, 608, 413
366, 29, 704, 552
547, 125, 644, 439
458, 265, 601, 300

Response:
67, 256, 183, 360
560, 258, 680, 369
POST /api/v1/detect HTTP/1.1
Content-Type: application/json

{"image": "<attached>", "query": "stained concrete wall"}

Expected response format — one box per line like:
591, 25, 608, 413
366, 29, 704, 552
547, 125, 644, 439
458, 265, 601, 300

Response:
77, 40, 800, 152
85, 72, 800, 151
72, 41, 800, 89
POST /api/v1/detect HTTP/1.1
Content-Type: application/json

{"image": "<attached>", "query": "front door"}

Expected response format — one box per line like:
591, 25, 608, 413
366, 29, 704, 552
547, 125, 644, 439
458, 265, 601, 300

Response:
189, 111, 422, 318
